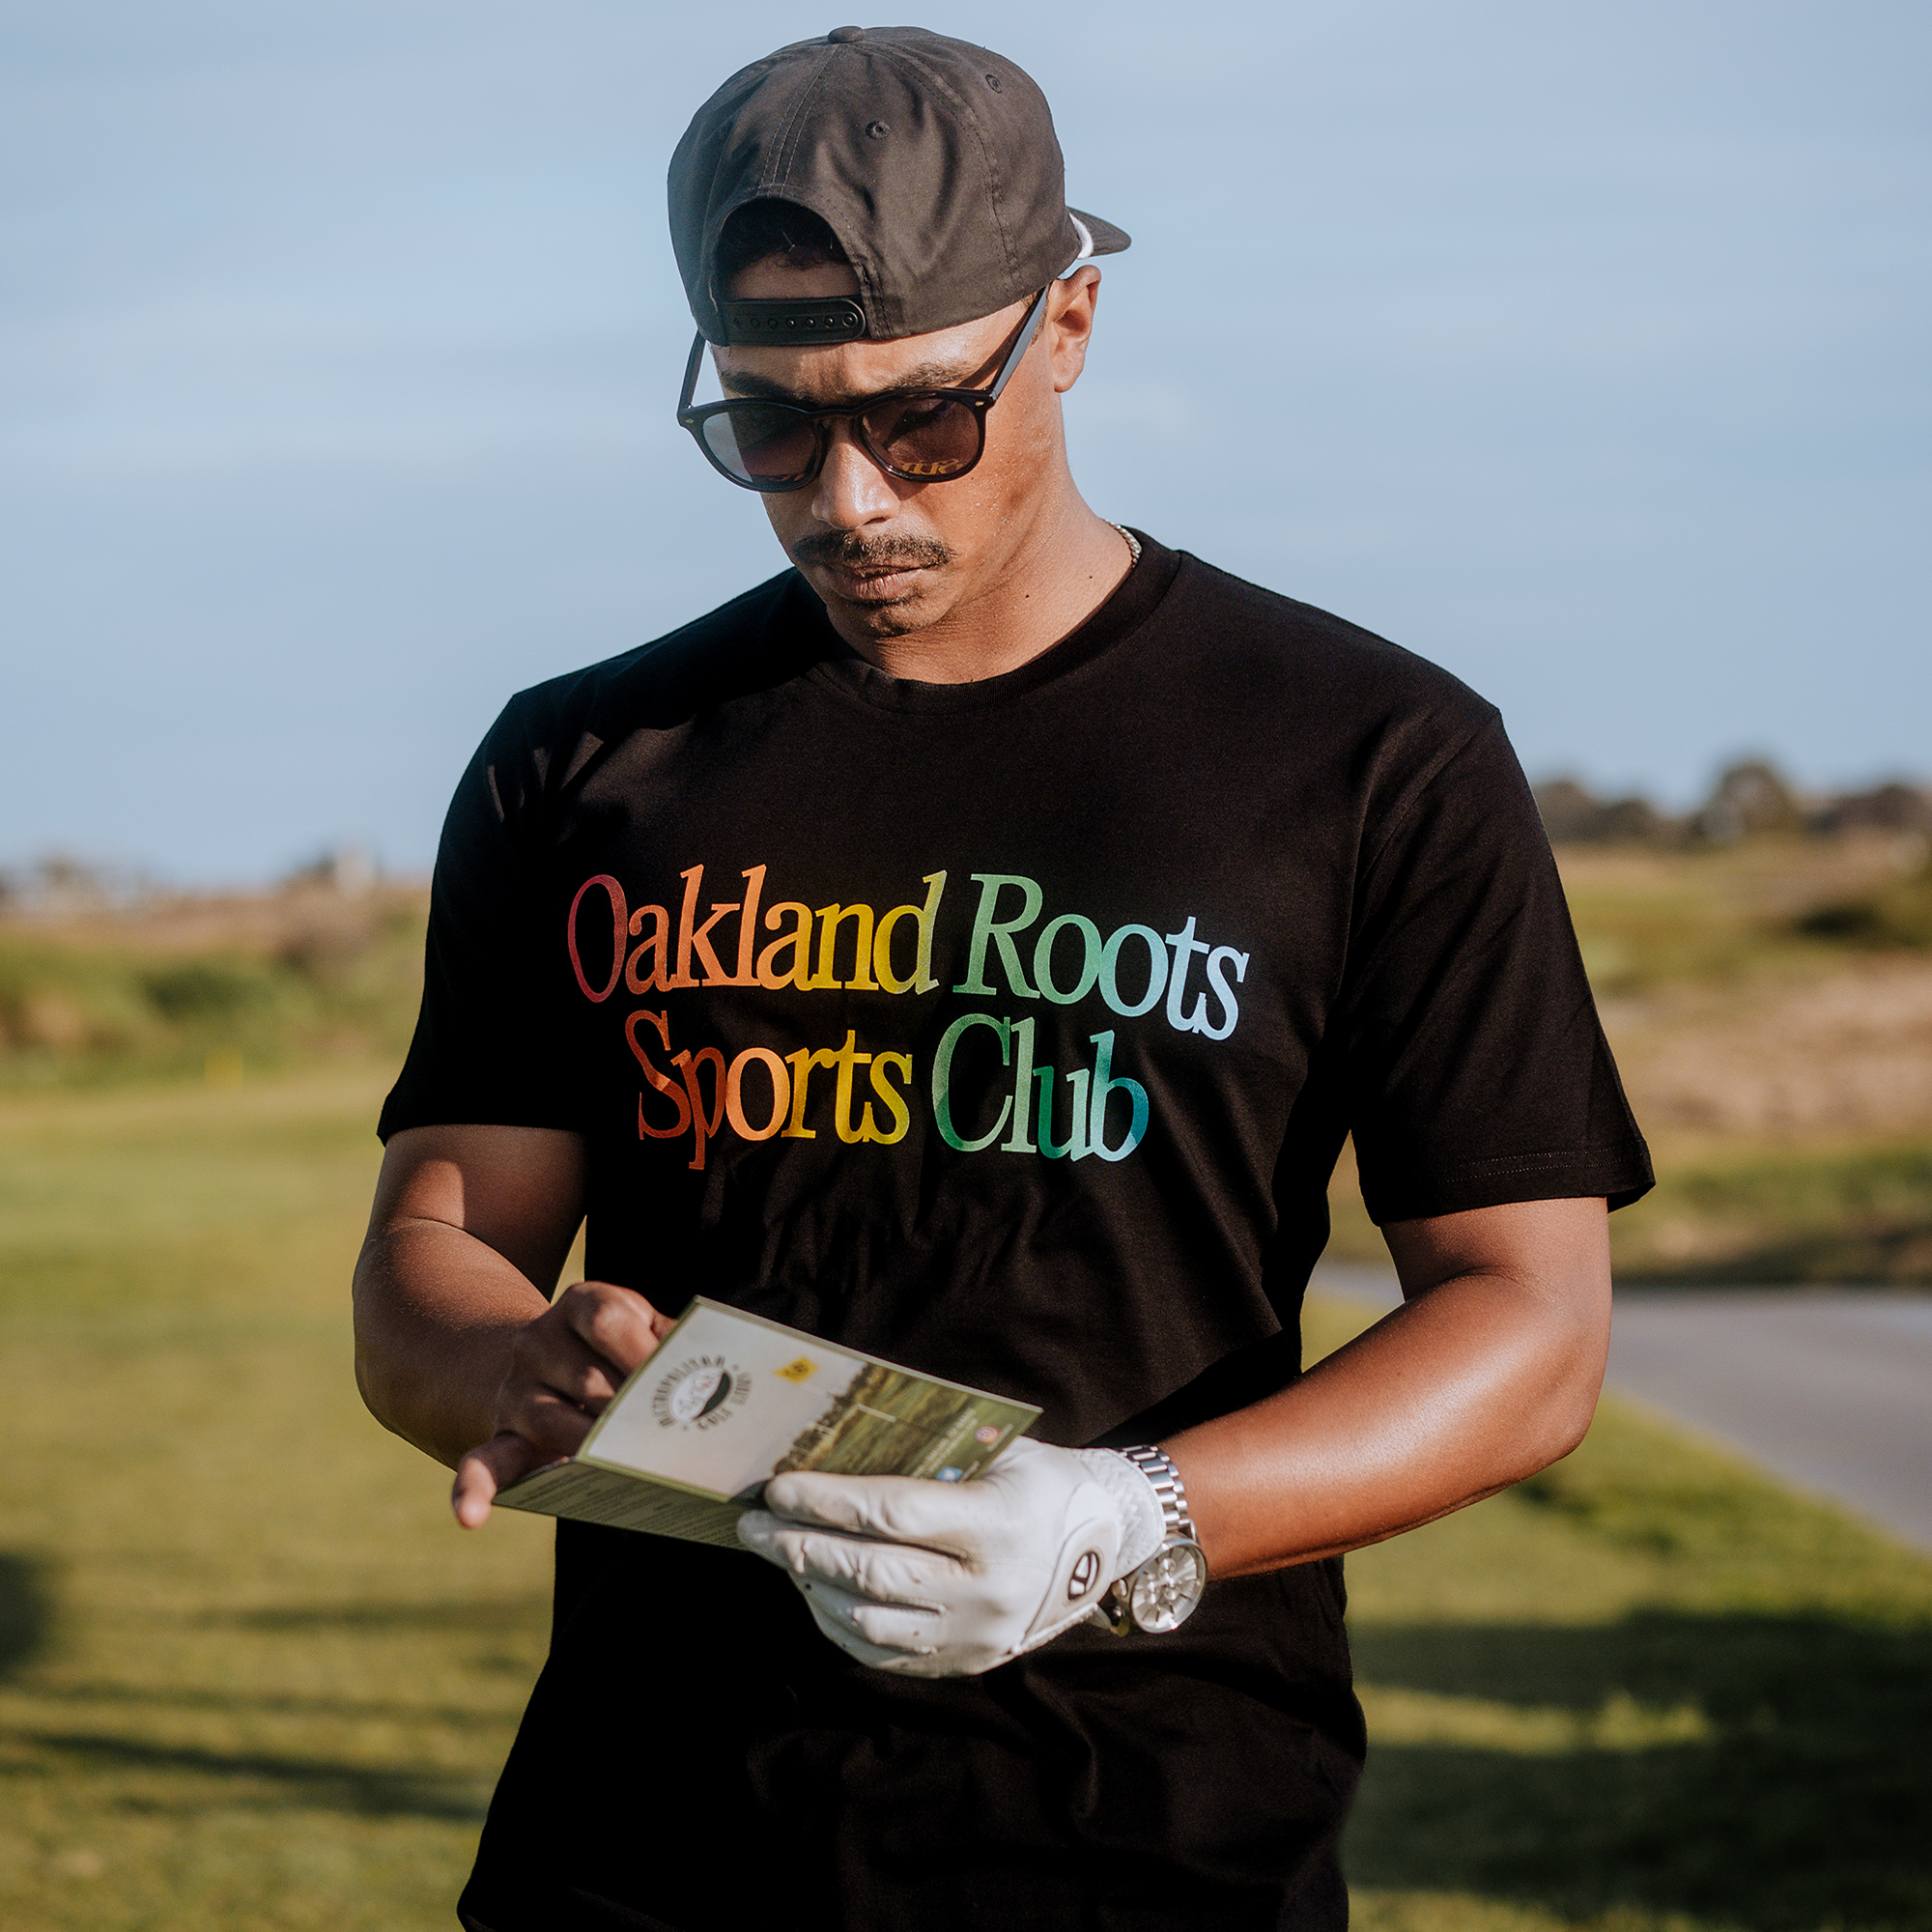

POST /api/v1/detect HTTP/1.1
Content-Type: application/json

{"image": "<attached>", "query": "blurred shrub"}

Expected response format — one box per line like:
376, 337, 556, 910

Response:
1795, 860, 1932, 951
0, 887, 426, 1090
1613, 1142, 1932, 1283
140, 957, 287, 1023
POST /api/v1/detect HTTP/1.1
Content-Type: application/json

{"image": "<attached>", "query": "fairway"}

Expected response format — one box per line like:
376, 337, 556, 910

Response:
0, 1069, 555, 1931
0, 1072, 1927, 1930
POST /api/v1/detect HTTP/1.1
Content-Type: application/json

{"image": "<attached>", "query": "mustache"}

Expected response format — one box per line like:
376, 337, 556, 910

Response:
789, 531, 952, 573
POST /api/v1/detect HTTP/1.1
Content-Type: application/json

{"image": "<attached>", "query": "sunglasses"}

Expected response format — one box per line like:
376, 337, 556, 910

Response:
676, 284, 1051, 494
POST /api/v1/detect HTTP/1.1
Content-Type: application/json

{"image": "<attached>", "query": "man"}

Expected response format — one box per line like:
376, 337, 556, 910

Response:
355, 25, 1651, 1931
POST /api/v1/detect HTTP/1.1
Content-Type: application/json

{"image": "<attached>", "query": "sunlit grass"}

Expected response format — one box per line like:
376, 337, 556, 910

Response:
1305, 1293, 1932, 1932
0, 1077, 1926, 1928
1609, 1137, 1932, 1282
0, 1066, 554, 1931
1333, 1127, 1932, 1286
1555, 837, 1926, 997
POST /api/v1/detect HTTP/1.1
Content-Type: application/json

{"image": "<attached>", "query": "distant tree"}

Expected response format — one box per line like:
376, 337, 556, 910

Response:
1811, 782, 1932, 837
1532, 777, 1672, 845
1532, 778, 1603, 842
1696, 760, 1802, 843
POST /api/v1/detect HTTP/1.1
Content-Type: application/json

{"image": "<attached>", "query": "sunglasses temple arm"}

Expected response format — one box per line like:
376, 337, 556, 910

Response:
677, 331, 708, 417
985, 284, 1054, 402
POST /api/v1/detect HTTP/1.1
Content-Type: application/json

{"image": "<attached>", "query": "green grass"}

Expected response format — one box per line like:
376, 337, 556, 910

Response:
0, 1076, 1927, 1929
1326, 1137, 1932, 1283
0, 1067, 555, 1931
1302, 1294, 1932, 1932
1610, 1140, 1932, 1283
1555, 839, 1928, 999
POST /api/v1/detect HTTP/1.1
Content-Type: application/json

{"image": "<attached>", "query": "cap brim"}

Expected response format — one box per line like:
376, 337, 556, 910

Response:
1068, 208, 1130, 257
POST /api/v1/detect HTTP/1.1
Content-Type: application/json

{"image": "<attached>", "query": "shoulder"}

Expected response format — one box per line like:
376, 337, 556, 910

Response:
1129, 547, 1507, 820
1152, 547, 1497, 740
496, 569, 804, 755
473, 570, 808, 825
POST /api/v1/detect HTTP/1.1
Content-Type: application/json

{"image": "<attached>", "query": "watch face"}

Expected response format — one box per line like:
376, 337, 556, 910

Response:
1128, 1539, 1208, 1634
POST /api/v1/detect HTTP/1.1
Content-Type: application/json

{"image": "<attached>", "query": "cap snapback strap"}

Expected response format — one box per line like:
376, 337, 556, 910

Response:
718, 297, 867, 347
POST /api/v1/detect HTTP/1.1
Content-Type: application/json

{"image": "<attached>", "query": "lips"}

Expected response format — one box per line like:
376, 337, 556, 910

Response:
820, 563, 927, 602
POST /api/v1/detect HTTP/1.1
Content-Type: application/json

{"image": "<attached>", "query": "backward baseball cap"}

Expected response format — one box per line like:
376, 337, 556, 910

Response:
668, 24, 1129, 348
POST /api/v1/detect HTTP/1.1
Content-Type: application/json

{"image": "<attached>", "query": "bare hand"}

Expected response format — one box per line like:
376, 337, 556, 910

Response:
451, 1280, 672, 1528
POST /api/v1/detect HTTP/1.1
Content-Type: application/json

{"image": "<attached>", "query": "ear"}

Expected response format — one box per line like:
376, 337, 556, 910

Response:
1046, 267, 1101, 395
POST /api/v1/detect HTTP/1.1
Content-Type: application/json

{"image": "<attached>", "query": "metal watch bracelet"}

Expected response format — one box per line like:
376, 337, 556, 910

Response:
1119, 1444, 1196, 1541
1095, 1445, 1209, 1636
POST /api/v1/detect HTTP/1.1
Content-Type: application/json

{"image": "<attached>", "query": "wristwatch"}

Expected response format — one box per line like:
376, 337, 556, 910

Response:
1094, 1445, 1209, 1635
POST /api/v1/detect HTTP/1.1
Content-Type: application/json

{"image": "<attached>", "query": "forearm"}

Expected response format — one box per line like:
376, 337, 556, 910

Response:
353, 1218, 553, 1468
1166, 1203, 1611, 1577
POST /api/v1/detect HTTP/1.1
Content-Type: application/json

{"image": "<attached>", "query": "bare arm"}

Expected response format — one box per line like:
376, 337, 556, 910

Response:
1165, 1195, 1611, 1577
356, 1127, 1607, 1563
352, 1123, 671, 1524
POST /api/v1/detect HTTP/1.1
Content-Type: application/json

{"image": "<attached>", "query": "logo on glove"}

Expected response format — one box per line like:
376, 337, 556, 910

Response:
1066, 1549, 1103, 1601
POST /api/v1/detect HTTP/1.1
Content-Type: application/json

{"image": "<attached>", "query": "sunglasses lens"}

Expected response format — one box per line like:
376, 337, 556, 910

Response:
860, 396, 981, 480
700, 406, 820, 488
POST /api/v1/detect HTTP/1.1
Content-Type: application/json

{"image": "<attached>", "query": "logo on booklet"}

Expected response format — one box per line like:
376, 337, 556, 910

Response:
650, 1352, 753, 1433
1067, 1549, 1103, 1600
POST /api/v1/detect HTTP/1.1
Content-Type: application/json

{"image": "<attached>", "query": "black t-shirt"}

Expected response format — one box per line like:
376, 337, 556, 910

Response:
385, 536, 1650, 1932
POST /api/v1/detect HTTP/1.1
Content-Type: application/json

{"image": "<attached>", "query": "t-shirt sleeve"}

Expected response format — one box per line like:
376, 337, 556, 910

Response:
1334, 709, 1652, 1222
378, 701, 585, 1141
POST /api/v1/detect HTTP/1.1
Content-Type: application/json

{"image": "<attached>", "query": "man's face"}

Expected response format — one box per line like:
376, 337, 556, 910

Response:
713, 258, 1098, 643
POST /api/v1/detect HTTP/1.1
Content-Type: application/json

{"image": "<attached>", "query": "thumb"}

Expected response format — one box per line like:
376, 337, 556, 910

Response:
452, 1431, 551, 1529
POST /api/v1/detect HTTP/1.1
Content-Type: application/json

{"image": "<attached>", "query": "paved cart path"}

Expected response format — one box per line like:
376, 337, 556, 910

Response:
1309, 1266, 1932, 1552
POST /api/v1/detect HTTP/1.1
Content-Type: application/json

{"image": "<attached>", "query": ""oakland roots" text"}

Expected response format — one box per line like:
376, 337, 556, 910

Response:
573, 864, 1254, 1170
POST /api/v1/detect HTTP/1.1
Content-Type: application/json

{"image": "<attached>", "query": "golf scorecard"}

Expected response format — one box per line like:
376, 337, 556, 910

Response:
494, 1297, 1040, 1547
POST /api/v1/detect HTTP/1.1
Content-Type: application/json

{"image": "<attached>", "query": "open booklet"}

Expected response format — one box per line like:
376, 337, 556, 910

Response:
494, 1297, 1041, 1548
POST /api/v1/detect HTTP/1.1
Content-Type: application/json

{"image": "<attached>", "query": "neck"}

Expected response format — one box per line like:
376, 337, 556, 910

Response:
832, 492, 1135, 685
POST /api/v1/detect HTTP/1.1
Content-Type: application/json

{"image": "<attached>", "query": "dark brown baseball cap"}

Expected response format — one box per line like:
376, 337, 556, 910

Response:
668, 24, 1129, 348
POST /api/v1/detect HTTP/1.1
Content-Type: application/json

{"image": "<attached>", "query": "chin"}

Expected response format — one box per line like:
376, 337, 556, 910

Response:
827, 585, 944, 639
843, 605, 931, 641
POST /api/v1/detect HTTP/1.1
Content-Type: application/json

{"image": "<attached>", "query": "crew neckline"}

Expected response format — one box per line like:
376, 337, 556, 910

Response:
796, 530, 1179, 715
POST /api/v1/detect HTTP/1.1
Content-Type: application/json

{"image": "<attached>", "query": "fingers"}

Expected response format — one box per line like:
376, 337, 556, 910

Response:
803, 1577, 942, 1658
796, 1585, 925, 1669
497, 1281, 667, 1425
503, 1320, 622, 1415
452, 1430, 553, 1528
761, 1440, 1051, 1548
738, 1512, 952, 1606
761, 1469, 991, 1553
455, 1283, 671, 1533
738, 1515, 945, 1665
556, 1279, 669, 1381
844, 1596, 946, 1656
736, 1507, 788, 1564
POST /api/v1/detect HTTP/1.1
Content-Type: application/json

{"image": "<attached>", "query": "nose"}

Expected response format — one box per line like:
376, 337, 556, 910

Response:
808, 419, 902, 530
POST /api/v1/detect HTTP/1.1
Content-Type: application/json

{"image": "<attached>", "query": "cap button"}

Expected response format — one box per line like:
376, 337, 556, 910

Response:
827, 24, 865, 43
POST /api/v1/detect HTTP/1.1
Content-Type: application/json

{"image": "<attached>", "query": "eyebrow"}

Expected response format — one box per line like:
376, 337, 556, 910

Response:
720, 358, 977, 409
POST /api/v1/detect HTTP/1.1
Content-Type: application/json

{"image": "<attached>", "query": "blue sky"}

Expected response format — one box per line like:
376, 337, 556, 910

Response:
3, 1, 1927, 882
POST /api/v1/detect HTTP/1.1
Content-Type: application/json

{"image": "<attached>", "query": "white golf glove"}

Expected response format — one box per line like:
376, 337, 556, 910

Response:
736, 1438, 1167, 1677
